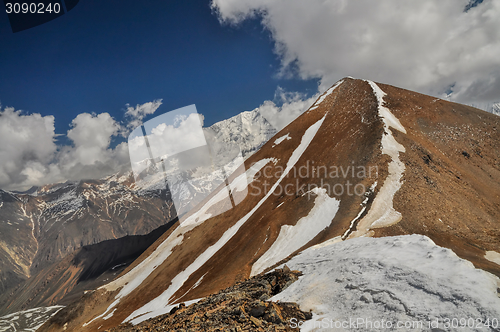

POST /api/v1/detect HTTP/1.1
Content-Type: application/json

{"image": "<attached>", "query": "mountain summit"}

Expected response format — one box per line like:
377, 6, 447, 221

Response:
33, 78, 500, 331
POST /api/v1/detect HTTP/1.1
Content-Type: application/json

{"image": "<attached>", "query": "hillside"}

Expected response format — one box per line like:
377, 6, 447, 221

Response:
38, 77, 500, 331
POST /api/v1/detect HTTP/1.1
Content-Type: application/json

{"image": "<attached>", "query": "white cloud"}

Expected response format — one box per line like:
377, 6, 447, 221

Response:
57, 112, 130, 182
212, 0, 500, 106
255, 87, 319, 131
0, 101, 160, 191
128, 107, 209, 178
147, 113, 206, 158
64, 113, 121, 165
125, 99, 163, 130
0, 107, 58, 190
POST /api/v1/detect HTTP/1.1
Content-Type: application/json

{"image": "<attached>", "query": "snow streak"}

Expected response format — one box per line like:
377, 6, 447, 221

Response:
84, 116, 326, 326
251, 187, 340, 276
349, 81, 406, 238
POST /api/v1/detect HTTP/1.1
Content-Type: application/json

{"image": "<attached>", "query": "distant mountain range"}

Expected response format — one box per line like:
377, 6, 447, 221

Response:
0, 174, 171, 314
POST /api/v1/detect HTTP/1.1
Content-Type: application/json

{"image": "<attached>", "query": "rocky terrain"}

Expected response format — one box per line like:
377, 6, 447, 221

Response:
0, 220, 176, 315
42, 266, 309, 332
0, 174, 173, 314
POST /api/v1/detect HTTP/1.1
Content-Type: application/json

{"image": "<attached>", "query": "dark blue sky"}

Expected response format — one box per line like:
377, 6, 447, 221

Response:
0, 0, 318, 136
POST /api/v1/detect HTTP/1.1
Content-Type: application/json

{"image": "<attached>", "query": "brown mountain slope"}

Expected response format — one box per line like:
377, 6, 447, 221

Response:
40, 78, 500, 332
367, 83, 500, 275
0, 220, 175, 315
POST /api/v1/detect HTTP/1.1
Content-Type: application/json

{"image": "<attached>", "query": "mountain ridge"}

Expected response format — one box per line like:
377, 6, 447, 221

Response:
37, 77, 500, 331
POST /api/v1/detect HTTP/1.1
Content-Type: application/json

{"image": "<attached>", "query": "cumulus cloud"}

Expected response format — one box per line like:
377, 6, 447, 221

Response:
147, 114, 205, 157
0, 107, 58, 190
255, 87, 319, 131
57, 112, 130, 182
0, 100, 161, 191
212, 0, 500, 107
128, 106, 211, 178
65, 113, 120, 163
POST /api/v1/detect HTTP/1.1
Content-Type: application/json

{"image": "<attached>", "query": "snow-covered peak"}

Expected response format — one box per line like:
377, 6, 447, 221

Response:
491, 103, 500, 116
208, 109, 277, 158
131, 109, 278, 207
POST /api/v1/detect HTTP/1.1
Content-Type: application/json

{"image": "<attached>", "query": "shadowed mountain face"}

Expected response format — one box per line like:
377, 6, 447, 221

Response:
0, 174, 175, 314
0, 220, 176, 315
37, 77, 500, 332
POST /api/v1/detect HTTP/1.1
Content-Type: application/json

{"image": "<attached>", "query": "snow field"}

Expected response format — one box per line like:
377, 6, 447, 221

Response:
272, 235, 500, 332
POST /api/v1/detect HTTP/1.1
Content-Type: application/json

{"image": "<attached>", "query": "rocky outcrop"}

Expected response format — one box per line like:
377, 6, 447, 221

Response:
106, 266, 310, 332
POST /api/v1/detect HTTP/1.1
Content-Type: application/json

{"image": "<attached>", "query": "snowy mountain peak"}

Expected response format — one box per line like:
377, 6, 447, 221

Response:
491, 103, 500, 116
208, 109, 277, 158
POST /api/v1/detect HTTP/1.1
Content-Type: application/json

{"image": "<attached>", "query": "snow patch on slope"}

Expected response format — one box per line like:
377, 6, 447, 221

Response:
349, 81, 406, 238
0, 306, 64, 332
124, 115, 327, 325
272, 235, 500, 331
485, 251, 500, 266
273, 133, 291, 147
181, 158, 276, 227
83, 224, 188, 327
230, 158, 278, 195
342, 205, 366, 240
251, 187, 340, 276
